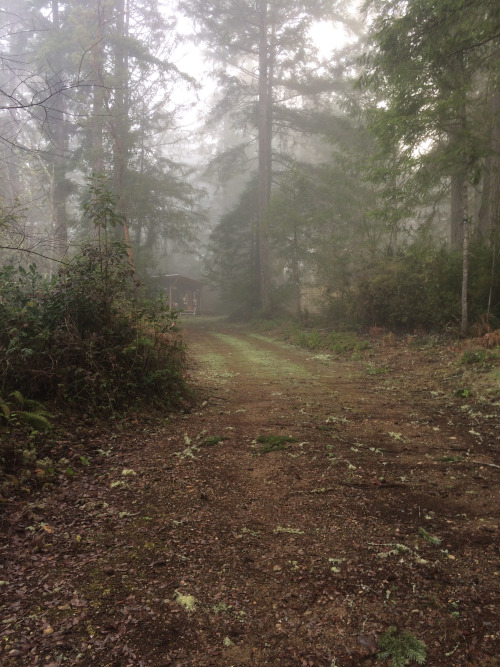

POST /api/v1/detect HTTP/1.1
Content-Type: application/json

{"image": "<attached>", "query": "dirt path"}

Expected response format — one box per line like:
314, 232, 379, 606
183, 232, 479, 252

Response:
1, 318, 499, 666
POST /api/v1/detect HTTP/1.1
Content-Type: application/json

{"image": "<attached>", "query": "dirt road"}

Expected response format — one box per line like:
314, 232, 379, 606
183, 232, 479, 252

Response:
1, 318, 499, 665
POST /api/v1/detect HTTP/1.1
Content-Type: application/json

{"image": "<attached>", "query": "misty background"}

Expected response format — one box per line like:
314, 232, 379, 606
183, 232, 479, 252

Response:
1, 0, 499, 333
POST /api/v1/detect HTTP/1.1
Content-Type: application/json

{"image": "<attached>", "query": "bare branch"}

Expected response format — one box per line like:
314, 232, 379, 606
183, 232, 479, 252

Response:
0, 244, 67, 265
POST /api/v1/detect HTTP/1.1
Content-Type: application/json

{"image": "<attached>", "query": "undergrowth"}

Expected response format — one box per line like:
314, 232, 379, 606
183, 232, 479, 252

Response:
0, 178, 188, 416
257, 434, 297, 453
324, 241, 500, 332
257, 322, 371, 354
0, 176, 190, 490
377, 626, 427, 666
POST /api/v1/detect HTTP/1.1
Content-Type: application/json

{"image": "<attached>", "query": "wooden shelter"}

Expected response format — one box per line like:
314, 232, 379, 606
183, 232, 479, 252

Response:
153, 274, 203, 315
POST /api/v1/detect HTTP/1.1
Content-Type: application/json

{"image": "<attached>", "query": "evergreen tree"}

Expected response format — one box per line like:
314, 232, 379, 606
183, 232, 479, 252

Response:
203, 179, 260, 317
360, 0, 500, 333
80, 0, 202, 271
182, 0, 352, 314
0, 0, 203, 275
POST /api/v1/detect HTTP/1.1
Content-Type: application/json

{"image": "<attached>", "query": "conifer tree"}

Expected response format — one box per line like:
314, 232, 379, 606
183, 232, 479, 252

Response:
361, 0, 500, 333
182, 0, 349, 314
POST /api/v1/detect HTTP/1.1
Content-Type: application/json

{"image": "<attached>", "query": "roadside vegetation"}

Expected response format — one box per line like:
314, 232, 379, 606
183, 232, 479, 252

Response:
0, 182, 190, 497
215, 238, 500, 336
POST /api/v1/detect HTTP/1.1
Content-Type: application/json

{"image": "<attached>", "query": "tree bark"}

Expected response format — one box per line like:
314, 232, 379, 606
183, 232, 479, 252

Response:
478, 87, 500, 241
450, 168, 465, 247
112, 0, 136, 278
292, 225, 302, 318
461, 178, 469, 336
90, 0, 108, 176
257, 0, 272, 315
50, 0, 68, 265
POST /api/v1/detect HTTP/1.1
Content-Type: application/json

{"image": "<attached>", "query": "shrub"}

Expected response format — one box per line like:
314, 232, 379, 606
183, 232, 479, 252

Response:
327, 331, 370, 353
377, 626, 427, 666
0, 391, 52, 431
0, 390, 52, 475
0, 182, 190, 416
323, 240, 500, 333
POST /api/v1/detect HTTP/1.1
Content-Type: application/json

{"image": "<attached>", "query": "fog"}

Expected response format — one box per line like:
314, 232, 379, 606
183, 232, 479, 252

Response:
1, 0, 499, 331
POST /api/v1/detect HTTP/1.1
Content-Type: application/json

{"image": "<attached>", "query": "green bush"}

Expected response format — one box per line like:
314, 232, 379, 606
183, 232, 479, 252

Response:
0, 252, 188, 415
0, 391, 52, 431
327, 331, 370, 353
324, 241, 500, 332
0, 182, 189, 416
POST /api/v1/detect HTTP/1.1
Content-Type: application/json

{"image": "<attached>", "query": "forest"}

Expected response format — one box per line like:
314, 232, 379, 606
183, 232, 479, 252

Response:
2, 0, 500, 475
1, 0, 499, 331
1, 2, 500, 665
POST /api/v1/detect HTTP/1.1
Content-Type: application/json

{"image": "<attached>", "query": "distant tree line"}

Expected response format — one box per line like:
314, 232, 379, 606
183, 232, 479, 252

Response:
198, 0, 500, 333
0, 0, 202, 275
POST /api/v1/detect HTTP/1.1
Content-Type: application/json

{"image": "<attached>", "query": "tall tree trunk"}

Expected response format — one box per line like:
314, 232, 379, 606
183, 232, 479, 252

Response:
292, 224, 302, 318
460, 85, 469, 336
461, 178, 469, 336
478, 86, 500, 241
2, 4, 26, 205
491, 87, 500, 240
257, 0, 272, 314
112, 0, 127, 205
50, 0, 68, 266
112, 0, 136, 277
450, 168, 465, 247
477, 157, 492, 239
90, 0, 108, 176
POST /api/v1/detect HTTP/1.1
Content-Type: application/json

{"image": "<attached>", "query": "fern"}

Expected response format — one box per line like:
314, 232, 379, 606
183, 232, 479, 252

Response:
377, 627, 427, 666
0, 400, 11, 419
0, 392, 52, 430
9, 390, 24, 405
15, 411, 52, 430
